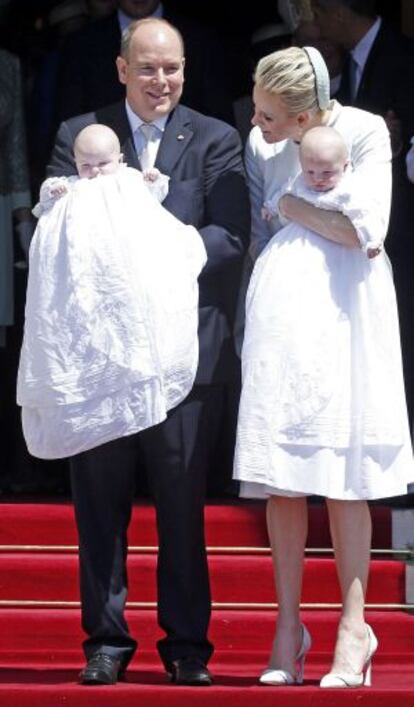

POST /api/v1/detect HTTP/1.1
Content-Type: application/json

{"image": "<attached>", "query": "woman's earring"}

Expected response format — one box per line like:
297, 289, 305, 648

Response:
295, 127, 304, 143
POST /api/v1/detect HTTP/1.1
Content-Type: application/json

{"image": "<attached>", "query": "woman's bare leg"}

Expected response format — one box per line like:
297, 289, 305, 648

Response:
326, 499, 372, 674
265, 495, 308, 676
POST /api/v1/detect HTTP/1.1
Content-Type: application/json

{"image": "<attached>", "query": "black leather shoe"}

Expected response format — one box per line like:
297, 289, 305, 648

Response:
168, 657, 213, 686
79, 653, 125, 685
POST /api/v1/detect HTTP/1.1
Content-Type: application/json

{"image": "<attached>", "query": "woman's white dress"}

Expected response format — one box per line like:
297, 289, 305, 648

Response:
233, 101, 414, 500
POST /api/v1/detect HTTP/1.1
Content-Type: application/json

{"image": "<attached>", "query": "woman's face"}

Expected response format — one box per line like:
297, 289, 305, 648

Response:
252, 85, 304, 143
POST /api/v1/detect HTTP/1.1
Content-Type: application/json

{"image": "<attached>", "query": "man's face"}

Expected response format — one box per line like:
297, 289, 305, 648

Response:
311, 0, 344, 46
87, 0, 117, 19
118, 0, 161, 19
116, 24, 184, 122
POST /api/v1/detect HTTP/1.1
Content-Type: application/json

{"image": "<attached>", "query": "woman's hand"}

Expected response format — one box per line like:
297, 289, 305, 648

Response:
279, 194, 360, 249
278, 194, 291, 221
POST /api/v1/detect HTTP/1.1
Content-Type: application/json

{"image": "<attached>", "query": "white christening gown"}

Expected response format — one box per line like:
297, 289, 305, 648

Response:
17, 167, 206, 459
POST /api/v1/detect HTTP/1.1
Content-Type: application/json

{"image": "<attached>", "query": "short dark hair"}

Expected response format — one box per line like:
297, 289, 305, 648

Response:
317, 0, 377, 18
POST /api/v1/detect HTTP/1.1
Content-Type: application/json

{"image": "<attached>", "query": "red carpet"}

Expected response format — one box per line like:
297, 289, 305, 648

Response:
2, 667, 414, 707
0, 500, 392, 548
0, 500, 413, 705
1, 609, 414, 667
0, 553, 406, 604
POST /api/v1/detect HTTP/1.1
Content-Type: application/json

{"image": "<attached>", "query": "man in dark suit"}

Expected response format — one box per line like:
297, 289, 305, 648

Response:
48, 17, 250, 686
311, 0, 414, 150
55, 0, 235, 125
312, 0, 414, 426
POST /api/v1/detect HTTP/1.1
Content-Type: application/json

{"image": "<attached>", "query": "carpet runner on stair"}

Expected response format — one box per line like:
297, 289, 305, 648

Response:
0, 500, 413, 706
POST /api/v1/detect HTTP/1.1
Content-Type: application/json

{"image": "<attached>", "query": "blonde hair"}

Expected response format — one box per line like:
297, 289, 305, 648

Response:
254, 46, 319, 115
120, 17, 184, 60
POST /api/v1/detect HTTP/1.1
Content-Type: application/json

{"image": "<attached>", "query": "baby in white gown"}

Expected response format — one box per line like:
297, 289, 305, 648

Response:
234, 126, 413, 501
33, 123, 170, 214
262, 126, 381, 259
18, 125, 206, 460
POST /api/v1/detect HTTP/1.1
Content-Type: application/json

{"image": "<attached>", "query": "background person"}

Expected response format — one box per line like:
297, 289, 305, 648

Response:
0, 47, 33, 494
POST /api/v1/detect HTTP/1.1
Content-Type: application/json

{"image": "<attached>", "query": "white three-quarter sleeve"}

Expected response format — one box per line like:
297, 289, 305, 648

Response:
245, 131, 271, 260
345, 112, 392, 247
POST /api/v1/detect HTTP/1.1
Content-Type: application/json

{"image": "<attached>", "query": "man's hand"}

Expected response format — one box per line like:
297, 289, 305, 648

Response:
49, 183, 68, 197
14, 218, 35, 267
384, 110, 403, 158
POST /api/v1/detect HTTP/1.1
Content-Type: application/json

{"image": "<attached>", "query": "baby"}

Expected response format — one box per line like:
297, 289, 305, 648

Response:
299, 124, 349, 193
19, 124, 206, 460
262, 126, 381, 258
34, 123, 168, 213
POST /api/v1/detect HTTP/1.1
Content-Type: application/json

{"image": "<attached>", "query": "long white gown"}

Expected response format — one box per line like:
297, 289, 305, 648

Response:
233, 102, 414, 500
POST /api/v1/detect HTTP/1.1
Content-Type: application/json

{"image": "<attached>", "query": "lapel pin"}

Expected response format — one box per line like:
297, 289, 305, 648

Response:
177, 134, 185, 141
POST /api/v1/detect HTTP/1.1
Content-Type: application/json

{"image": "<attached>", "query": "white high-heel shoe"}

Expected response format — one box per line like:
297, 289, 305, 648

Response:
320, 624, 378, 688
259, 624, 312, 686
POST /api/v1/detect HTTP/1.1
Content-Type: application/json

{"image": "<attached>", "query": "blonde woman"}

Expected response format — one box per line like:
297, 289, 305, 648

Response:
234, 46, 414, 688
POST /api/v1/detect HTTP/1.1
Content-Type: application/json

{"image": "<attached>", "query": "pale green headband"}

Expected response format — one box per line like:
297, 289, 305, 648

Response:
302, 45, 330, 110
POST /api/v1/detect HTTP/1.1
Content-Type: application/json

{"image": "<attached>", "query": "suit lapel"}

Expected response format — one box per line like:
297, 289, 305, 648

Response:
96, 102, 140, 169
96, 102, 194, 173
155, 106, 194, 174
339, 23, 385, 106
355, 23, 385, 102
337, 54, 352, 105
123, 138, 140, 170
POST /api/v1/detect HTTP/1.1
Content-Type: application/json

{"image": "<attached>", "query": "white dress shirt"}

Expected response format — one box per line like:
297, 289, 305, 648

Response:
125, 99, 168, 164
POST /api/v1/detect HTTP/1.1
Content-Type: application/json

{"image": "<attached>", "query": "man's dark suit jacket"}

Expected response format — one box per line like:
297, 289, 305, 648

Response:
338, 21, 414, 256
55, 11, 235, 125
338, 21, 414, 153
48, 101, 250, 385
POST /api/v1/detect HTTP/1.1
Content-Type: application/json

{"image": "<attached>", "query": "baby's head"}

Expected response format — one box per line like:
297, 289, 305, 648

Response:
74, 124, 123, 179
299, 126, 349, 192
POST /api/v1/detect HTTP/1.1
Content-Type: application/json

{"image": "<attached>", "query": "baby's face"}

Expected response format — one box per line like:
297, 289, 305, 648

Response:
301, 153, 346, 192
75, 145, 121, 179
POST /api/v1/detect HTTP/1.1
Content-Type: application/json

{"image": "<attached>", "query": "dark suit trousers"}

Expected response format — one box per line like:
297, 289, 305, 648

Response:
70, 386, 218, 669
